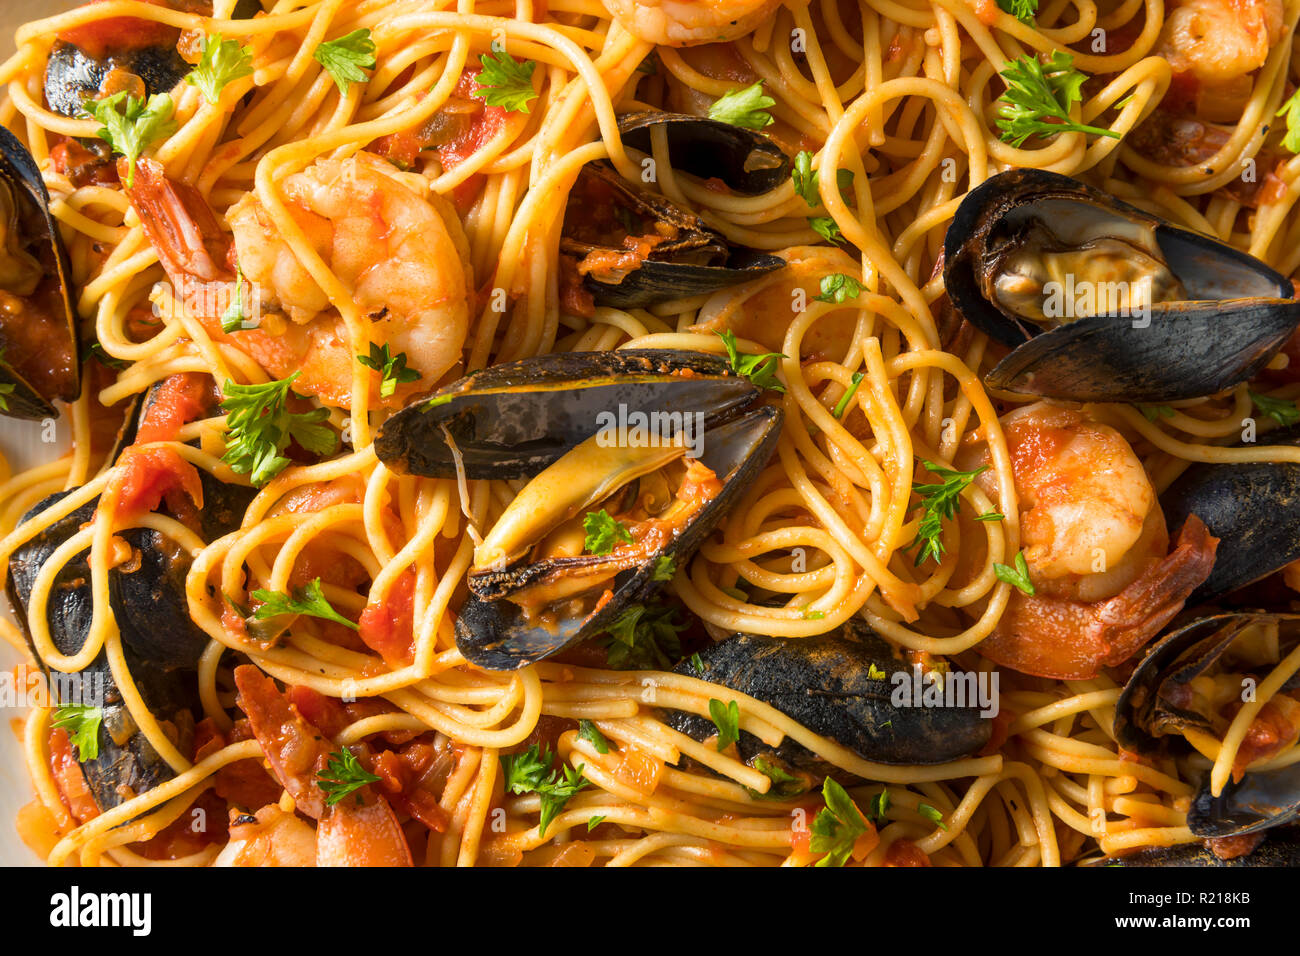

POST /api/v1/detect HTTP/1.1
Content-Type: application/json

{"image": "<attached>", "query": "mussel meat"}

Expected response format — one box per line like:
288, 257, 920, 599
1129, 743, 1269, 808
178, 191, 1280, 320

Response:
944, 169, 1300, 403
375, 350, 783, 670
0, 126, 80, 420
663, 621, 993, 776
1116, 612, 1300, 839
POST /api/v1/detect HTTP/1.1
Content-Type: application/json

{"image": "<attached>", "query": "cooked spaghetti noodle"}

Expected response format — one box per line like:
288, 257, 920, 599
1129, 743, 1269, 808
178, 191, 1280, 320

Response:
0, 0, 1299, 867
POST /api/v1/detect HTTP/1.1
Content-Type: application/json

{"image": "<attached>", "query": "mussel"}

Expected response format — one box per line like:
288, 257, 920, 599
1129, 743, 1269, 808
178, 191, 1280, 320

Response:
374, 350, 782, 670
663, 622, 993, 776
5, 379, 255, 811
560, 114, 786, 308
1116, 612, 1300, 839
1101, 828, 1300, 866
1160, 427, 1300, 604
944, 169, 1300, 403
0, 125, 80, 420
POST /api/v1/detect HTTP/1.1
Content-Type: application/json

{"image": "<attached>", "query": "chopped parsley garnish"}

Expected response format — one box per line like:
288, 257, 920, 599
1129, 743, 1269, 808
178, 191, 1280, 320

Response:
0, 382, 13, 412
994, 550, 1036, 595
314, 28, 376, 94
814, 273, 864, 304
1137, 403, 1175, 423
906, 459, 987, 566
791, 151, 854, 206
996, 0, 1038, 21
81, 92, 176, 187
801, 606, 825, 620
251, 577, 358, 630
1278, 88, 1300, 153
866, 662, 887, 680
185, 33, 254, 104
716, 328, 786, 393
808, 216, 842, 243
832, 372, 865, 419
651, 555, 677, 582
357, 342, 420, 398
587, 815, 606, 831
975, 512, 1004, 522
602, 602, 686, 670
220, 373, 338, 486
499, 745, 588, 837
578, 720, 610, 754
51, 704, 102, 762
707, 80, 775, 129
316, 748, 380, 805
747, 756, 808, 799
472, 48, 538, 112
220, 266, 249, 333
866, 788, 890, 823
918, 802, 949, 830
1250, 390, 1300, 428
997, 51, 1119, 147
708, 698, 741, 752
583, 509, 633, 555
810, 777, 871, 867
689, 652, 705, 675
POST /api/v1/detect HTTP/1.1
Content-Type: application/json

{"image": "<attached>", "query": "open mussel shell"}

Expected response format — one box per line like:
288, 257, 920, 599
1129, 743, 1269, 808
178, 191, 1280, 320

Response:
3, 382, 255, 811
1160, 427, 1300, 604
617, 111, 790, 196
560, 163, 783, 309
663, 622, 992, 773
1115, 612, 1300, 839
944, 169, 1300, 403
1102, 828, 1300, 866
0, 125, 80, 420
375, 349, 763, 479
44, 40, 189, 118
455, 403, 783, 669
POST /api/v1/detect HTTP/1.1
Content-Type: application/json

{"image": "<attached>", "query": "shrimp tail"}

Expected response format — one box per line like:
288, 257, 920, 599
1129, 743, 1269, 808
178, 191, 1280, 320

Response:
121, 157, 232, 283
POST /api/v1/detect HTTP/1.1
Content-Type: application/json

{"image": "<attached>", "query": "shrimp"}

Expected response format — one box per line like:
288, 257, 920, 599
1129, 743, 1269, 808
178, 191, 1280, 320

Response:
213, 805, 319, 867
963, 403, 1217, 679
1154, 0, 1285, 85
124, 152, 473, 408
229, 666, 414, 867
601, 0, 782, 47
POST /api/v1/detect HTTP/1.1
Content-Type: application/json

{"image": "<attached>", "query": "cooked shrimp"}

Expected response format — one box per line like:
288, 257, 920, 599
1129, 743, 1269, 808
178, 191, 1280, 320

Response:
963, 403, 1217, 679
1154, 0, 1285, 85
231, 666, 414, 867
125, 153, 473, 408
213, 805, 318, 867
601, 0, 782, 46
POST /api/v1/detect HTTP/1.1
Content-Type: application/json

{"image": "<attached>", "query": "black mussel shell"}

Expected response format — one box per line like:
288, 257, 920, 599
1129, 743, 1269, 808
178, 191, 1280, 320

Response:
561, 163, 783, 308
454, 403, 783, 669
1160, 426, 1300, 604
663, 622, 992, 773
44, 40, 188, 119
0, 125, 80, 419
944, 169, 1300, 403
375, 349, 763, 479
617, 111, 790, 196
1103, 828, 1300, 866
1115, 612, 1300, 839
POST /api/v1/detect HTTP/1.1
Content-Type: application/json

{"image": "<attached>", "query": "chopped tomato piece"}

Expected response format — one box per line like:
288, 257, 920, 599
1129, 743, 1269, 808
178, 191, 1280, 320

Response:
57, 0, 180, 58
358, 570, 416, 666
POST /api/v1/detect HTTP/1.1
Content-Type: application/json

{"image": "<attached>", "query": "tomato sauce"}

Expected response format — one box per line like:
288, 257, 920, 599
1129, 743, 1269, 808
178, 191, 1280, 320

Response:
57, 0, 180, 58
358, 569, 417, 666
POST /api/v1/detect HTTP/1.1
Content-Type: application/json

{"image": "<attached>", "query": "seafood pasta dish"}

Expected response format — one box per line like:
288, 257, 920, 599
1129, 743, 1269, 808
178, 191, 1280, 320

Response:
3, 0, 1300, 869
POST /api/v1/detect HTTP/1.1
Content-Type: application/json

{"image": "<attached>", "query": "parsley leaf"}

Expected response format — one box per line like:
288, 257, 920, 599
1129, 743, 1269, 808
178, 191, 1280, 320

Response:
975, 512, 1004, 522
918, 802, 949, 830
251, 577, 358, 630
583, 509, 633, 555
906, 459, 987, 566
51, 704, 102, 762
316, 748, 380, 805
1137, 403, 1175, 422
587, 815, 606, 831
815, 273, 864, 304
1250, 390, 1300, 427
357, 342, 420, 398
747, 756, 809, 799
866, 788, 890, 823
791, 151, 854, 206
499, 745, 588, 837
220, 373, 338, 486
996, 0, 1039, 21
472, 48, 538, 113
602, 602, 686, 670
578, 720, 610, 754
708, 80, 775, 129
808, 216, 842, 243
314, 28, 376, 95
220, 266, 249, 333
994, 550, 1036, 595
1278, 88, 1300, 153
832, 371, 864, 419
708, 698, 741, 752
810, 777, 871, 867
716, 328, 786, 393
81, 92, 176, 187
0, 382, 13, 412
185, 33, 254, 104
996, 51, 1120, 147
867, 662, 887, 680
651, 555, 677, 582
689, 652, 705, 675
